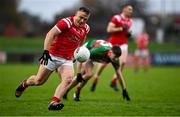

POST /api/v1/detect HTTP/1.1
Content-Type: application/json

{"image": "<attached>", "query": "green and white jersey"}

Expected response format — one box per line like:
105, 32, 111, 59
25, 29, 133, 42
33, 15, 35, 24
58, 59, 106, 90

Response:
83, 39, 120, 69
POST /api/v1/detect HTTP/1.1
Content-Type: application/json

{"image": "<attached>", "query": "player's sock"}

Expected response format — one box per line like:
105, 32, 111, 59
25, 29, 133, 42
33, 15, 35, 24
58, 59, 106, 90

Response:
111, 77, 117, 84
90, 77, 98, 92
22, 80, 29, 88
110, 77, 119, 91
93, 77, 98, 84
51, 96, 60, 103
48, 97, 64, 110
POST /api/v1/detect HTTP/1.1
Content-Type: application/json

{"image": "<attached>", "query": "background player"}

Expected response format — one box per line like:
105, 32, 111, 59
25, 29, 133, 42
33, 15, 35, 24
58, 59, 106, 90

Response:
134, 29, 150, 72
64, 39, 130, 101
90, 4, 133, 92
15, 7, 90, 111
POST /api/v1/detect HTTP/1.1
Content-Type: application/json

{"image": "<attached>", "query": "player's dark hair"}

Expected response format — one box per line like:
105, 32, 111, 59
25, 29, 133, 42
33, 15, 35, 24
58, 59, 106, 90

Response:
112, 46, 121, 57
78, 7, 91, 15
122, 3, 133, 9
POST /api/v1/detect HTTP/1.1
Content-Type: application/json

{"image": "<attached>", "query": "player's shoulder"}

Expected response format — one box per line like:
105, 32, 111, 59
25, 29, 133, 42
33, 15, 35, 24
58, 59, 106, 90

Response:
83, 23, 90, 33
58, 16, 73, 28
112, 14, 121, 22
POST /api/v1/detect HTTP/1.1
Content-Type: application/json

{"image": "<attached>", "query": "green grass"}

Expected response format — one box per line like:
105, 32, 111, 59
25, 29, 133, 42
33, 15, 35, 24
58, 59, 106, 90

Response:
0, 37, 44, 53
0, 36, 180, 53
0, 64, 180, 116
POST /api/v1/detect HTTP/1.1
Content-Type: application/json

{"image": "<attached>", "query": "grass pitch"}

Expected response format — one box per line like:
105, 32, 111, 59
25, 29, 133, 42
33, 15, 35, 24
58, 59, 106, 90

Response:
0, 64, 180, 116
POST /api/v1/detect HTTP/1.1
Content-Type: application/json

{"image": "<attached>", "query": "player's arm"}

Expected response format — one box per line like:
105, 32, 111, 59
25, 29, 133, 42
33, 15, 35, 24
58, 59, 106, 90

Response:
126, 21, 132, 38
44, 18, 69, 50
115, 67, 122, 80
107, 16, 129, 33
111, 59, 121, 78
144, 39, 149, 47
76, 62, 85, 82
107, 22, 123, 33
39, 19, 68, 65
44, 27, 59, 50
145, 34, 150, 46
111, 59, 127, 91
39, 27, 60, 65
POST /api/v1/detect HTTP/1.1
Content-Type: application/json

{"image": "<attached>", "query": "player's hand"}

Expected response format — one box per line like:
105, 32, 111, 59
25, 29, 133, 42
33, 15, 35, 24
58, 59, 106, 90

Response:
126, 31, 132, 38
39, 50, 52, 65
122, 24, 128, 31
72, 58, 77, 63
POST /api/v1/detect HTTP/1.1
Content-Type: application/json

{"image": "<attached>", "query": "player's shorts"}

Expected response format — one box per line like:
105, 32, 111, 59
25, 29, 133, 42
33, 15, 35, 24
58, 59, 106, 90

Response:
44, 54, 73, 71
135, 49, 149, 57
120, 44, 128, 51
119, 44, 128, 63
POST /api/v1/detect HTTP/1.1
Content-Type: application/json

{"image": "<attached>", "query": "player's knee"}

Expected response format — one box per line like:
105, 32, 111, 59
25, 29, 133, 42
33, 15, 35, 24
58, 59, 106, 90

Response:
63, 76, 73, 84
66, 78, 72, 84
121, 62, 126, 67
86, 72, 93, 79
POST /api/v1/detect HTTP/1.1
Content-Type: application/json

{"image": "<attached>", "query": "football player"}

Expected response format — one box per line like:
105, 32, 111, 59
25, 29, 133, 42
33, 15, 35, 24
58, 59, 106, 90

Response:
91, 4, 133, 92
63, 39, 130, 101
15, 7, 90, 110
134, 29, 150, 72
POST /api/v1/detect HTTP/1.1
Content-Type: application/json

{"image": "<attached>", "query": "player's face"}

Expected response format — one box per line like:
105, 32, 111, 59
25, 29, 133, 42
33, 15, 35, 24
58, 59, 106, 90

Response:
123, 6, 133, 17
74, 11, 90, 27
108, 50, 118, 61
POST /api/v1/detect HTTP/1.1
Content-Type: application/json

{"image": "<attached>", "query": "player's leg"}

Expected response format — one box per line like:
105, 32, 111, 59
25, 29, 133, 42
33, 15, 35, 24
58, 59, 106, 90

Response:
142, 50, 150, 72
48, 63, 74, 110
90, 63, 107, 92
143, 56, 149, 72
110, 74, 119, 91
134, 55, 140, 72
15, 65, 53, 97
74, 61, 94, 101
63, 72, 84, 100
119, 44, 128, 71
62, 62, 85, 100
134, 49, 140, 73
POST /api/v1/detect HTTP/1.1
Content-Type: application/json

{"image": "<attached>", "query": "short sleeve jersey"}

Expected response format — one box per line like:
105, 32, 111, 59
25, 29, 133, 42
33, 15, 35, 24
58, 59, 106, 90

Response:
84, 39, 120, 69
49, 16, 90, 60
108, 14, 132, 45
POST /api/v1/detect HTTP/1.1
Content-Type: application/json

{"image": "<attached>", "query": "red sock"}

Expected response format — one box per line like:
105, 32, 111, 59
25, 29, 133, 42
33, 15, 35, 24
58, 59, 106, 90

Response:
93, 77, 98, 84
51, 96, 60, 102
111, 77, 117, 84
23, 80, 29, 88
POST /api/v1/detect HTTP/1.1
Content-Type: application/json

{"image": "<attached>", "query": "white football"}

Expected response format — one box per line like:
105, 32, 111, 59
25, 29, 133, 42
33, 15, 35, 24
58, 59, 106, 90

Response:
74, 46, 90, 62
